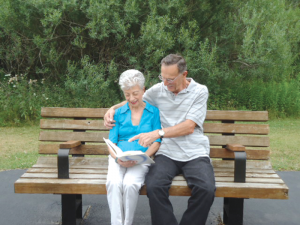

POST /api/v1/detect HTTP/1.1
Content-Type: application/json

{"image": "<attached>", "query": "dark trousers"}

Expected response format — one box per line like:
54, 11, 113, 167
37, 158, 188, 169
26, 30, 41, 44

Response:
145, 155, 216, 225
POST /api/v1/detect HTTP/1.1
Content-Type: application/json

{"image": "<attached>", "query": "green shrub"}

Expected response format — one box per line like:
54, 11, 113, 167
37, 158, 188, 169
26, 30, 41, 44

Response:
0, 0, 300, 124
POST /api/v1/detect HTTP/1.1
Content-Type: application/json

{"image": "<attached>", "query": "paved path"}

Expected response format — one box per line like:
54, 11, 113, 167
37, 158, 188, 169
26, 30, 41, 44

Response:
1, 170, 299, 225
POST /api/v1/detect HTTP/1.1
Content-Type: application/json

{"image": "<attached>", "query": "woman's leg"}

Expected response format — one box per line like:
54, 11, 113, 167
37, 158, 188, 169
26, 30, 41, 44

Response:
122, 164, 149, 225
106, 155, 127, 225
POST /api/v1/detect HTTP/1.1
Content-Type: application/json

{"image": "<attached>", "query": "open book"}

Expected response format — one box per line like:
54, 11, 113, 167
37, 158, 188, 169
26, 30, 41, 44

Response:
103, 138, 155, 164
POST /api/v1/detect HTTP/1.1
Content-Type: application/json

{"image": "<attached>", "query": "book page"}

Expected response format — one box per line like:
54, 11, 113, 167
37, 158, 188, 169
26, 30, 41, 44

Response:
103, 138, 123, 155
103, 138, 155, 164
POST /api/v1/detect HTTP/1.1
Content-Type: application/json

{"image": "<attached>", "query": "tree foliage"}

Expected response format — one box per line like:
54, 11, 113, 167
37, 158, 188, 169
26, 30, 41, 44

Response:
0, 0, 299, 124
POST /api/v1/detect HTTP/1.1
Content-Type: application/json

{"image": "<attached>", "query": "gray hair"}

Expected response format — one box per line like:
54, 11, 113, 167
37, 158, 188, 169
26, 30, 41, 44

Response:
161, 54, 187, 74
119, 69, 145, 90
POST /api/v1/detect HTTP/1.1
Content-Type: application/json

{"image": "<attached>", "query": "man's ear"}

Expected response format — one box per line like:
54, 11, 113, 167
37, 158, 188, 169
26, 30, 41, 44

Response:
183, 70, 188, 77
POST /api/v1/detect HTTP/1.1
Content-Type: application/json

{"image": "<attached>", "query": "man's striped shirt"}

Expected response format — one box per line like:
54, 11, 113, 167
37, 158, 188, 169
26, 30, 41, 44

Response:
143, 78, 210, 162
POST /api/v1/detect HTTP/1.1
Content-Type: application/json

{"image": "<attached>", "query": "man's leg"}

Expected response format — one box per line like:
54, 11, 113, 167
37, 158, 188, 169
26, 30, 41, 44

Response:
179, 157, 216, 225
145, 155, 180, 225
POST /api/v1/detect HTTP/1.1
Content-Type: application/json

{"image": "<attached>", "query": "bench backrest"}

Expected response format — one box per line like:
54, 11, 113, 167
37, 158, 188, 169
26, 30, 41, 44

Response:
39, 107, 270, 161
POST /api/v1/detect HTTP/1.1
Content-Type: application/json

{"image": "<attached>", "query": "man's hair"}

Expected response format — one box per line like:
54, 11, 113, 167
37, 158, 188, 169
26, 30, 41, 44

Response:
161, 54, 187, 74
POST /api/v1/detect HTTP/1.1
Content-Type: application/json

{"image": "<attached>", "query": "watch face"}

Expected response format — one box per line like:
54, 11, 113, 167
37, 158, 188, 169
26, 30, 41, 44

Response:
159, 130, 165, 136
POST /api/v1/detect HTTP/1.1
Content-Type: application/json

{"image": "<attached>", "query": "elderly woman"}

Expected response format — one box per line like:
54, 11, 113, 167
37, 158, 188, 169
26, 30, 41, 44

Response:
106, 69, 161, 225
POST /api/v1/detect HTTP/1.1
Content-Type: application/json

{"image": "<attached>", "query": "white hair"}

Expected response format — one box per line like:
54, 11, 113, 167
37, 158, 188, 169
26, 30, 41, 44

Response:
119, 69, 145, 90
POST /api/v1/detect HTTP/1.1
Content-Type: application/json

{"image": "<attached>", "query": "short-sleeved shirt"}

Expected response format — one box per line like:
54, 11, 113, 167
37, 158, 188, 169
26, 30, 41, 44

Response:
109, 101, 161, 153
143, 78, 210, 161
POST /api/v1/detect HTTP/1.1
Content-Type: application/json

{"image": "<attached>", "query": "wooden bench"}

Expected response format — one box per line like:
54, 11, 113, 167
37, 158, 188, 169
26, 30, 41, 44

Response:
14, 107, 289, 225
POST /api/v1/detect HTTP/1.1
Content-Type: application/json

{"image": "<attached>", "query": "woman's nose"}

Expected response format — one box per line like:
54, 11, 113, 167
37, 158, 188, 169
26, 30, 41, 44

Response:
129, 95, 135, 101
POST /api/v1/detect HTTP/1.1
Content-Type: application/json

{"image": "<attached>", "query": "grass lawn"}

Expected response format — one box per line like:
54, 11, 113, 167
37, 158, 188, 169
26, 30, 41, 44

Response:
0, 118, 299, 171
268, 118, 300, 171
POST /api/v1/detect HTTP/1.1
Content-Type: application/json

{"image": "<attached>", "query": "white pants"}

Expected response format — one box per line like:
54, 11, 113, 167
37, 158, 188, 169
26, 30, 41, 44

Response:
106, 155, 149, 225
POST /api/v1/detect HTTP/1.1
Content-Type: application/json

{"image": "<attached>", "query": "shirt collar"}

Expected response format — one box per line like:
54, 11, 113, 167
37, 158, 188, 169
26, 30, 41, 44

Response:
120, 101, 153, 114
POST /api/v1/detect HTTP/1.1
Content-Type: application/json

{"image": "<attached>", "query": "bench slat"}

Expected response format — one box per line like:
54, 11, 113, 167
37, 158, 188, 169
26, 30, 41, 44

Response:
204, 123, 269, 135
21, 172, 280, 180
39, 131, 108, 142
32, 157, 273, 170
27, 167, 276, 175
208, 135, 270, 147
41, 108, 268, 121
38, 144, 270, 160
162, 181, 288, 199
212, 160, 272, 169
41, 107, 108, 118
40, 119, 270, 135
210, 148, 270, 160
40, 119, 107, 130
39, 144, 109, 155
15, 178, 288, 199
31, 156, 273, 171
39, 131, 270, 147
20, 173, 284, 185
15, 178, 107, 194
205, 110, 268, 121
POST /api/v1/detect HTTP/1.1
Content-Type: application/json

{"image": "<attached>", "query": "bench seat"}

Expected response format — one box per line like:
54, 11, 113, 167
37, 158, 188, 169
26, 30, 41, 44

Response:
15, 156, 288, 199
14, 107, 289, 225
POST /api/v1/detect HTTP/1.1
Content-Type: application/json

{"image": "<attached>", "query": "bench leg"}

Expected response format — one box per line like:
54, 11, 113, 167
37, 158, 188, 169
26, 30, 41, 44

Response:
76, 194, 83, 219
223, 197, 244, 225
61, 194, 83, 225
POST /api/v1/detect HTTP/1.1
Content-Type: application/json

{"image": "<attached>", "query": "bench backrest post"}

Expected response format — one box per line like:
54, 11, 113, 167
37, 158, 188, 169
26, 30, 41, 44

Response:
221, 120, 235, 160
73, 117, 86, 157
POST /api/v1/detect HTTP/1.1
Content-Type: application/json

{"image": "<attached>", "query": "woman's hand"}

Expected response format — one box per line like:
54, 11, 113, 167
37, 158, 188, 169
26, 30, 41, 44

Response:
117, 159, 137, 168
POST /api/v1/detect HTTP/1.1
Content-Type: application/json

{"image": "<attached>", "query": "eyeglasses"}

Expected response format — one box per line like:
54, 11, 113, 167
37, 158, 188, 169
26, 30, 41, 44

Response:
158, 73, 182, 84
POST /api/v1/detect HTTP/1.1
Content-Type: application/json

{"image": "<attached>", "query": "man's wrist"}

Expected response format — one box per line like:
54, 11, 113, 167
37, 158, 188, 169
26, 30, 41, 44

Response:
158, 129, 165, 140
156, 130, 161, 139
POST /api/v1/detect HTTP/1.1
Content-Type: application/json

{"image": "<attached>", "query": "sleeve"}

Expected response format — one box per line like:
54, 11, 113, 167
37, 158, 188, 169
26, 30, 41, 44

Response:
152, 107, 162, 143
108, 110, 119, 144
143, 86, 157, 107
186, 86, 208, 129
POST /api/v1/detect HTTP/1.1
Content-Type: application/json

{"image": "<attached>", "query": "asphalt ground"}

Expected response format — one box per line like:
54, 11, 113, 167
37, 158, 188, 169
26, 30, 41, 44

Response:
1, 170, 299, 225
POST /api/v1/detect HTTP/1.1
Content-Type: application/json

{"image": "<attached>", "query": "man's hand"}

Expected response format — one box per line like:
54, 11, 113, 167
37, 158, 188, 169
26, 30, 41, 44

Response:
128, 130, 159, 147
118, 159, 137, 168
104, 107, 116, 129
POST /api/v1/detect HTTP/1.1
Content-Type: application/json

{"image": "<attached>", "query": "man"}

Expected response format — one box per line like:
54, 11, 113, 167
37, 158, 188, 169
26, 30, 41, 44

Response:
104, 54, 215, 225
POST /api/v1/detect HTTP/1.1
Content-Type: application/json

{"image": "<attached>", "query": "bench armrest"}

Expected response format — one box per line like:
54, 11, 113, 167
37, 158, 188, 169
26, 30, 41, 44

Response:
225, 144, 246, 152
225, 144, 247, 183
59, 140, 81, 149
57, 140, 82, 179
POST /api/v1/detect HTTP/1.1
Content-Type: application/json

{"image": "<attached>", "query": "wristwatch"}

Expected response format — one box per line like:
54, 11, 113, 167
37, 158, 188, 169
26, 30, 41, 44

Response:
158, 129, 165, 140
